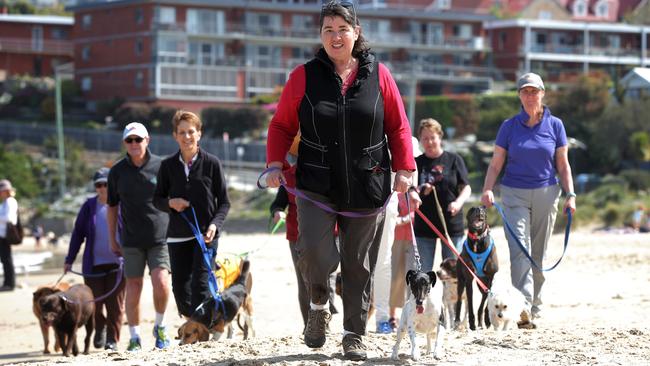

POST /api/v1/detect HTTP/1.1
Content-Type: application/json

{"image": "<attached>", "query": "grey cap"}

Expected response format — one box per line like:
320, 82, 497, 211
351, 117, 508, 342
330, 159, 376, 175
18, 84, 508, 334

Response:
93, 167, 110, 184
517, 72, 545, 91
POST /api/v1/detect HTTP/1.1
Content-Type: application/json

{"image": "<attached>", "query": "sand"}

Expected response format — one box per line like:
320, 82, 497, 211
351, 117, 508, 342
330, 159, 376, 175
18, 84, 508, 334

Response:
1, 227, 649, 366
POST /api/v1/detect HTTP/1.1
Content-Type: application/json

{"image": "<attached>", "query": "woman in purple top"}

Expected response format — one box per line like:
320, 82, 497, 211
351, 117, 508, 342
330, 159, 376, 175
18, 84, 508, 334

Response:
64, 167, 125, 351
481, 72, 576, 321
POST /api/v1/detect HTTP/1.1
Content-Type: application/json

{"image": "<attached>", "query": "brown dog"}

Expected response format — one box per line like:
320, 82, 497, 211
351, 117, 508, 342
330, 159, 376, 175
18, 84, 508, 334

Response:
39, 284, 95, 356
32, 282, 71, 354
455, 206, 498, 331
178, 260, 254, 344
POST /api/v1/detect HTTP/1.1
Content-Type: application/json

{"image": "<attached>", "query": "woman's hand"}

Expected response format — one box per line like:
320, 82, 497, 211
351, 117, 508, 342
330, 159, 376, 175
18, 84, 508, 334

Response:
481, 190, 495, 207
63, 263, 71, 274
273, 210, 286, 224
408, 189, 422, 210
265, 163, 285, 188
169, 198, 190, 212
393, 170, 413, 193
204, 224, 217, 243
110, 239, 122, 257
419, 183, 433, 196
448, 200, 462, 216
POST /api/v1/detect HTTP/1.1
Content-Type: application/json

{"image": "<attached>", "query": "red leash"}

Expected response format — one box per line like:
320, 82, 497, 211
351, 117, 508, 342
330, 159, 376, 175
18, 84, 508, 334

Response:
414, 209, 490, 293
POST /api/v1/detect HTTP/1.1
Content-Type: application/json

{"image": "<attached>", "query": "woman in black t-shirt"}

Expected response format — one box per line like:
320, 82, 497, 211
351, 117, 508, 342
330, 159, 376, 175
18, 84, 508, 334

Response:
413, 118, 471, 272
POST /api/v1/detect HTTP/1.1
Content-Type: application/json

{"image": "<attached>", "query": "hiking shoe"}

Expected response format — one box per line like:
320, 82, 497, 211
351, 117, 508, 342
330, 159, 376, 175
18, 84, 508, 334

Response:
127, 337, 141, 352
376, 321, 393, 334
153, 325, 170, 349
304, 309, 331, 348
342, 333, 367, 361
93, 327, 106, 349
104, 341, 118, 351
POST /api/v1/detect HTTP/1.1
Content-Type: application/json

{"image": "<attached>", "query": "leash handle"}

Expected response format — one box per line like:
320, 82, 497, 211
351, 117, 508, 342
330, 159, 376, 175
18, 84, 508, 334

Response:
493, 202, 571, 272
180, 207, 227, 317
258, 167, 389, 218
415, 209, 490, 293
269, 216, 285, 234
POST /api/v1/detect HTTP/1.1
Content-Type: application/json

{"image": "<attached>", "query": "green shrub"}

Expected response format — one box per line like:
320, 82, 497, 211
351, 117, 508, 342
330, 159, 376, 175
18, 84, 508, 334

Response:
619, 169, 650, 192
114, 102, 152, 128
201, 106, 270, 139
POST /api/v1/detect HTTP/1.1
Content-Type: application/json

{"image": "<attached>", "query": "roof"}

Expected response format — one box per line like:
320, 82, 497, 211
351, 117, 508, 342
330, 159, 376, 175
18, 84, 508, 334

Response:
620, 67, 650, 87
0, 14, 73, 25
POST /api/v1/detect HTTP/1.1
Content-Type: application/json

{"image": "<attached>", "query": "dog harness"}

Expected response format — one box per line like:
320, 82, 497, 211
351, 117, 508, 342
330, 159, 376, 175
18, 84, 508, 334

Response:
463, 237, 494, 277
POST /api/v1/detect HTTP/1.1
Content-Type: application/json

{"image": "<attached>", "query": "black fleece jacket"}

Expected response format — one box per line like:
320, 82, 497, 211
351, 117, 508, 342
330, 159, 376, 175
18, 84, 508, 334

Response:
153, 148, 230, 238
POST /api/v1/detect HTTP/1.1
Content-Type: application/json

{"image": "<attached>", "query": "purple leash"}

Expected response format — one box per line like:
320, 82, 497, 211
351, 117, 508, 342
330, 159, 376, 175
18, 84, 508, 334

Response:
60, 257, 124, 305
257, 167, 391, 218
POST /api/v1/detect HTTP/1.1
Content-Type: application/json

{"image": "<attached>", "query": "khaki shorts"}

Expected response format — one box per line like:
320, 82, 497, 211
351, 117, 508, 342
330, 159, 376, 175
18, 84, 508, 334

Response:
122, 245, 170, 278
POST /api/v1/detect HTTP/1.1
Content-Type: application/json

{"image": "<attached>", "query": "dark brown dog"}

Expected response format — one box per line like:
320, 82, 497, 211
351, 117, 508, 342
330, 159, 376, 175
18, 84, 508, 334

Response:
455, 206, 498, 331
39, 284, 95, 356
33, 282, 71, 354
182, 260, 254, 344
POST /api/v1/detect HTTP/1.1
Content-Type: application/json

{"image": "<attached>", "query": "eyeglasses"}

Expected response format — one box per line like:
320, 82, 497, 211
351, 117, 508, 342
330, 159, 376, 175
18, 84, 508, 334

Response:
124, 137, 144, 144
94, 182, 107, 188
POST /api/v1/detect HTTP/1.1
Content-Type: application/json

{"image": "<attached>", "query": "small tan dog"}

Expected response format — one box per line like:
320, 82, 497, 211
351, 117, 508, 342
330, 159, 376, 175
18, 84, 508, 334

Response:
177, 259, 254, 345
32, 281, 71, 354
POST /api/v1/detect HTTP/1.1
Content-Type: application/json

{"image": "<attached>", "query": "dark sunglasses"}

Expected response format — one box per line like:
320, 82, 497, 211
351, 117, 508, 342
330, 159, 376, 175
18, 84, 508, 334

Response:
124, 137, 144, 144
94, 182, 107, 188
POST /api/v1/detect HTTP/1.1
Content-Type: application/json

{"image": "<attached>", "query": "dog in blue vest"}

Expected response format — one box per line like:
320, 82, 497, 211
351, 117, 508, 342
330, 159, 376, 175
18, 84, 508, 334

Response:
455, 206, 498, 331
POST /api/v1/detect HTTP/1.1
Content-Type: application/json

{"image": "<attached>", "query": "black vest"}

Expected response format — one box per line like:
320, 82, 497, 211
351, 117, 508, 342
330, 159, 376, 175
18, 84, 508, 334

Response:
296, 49, 391, 209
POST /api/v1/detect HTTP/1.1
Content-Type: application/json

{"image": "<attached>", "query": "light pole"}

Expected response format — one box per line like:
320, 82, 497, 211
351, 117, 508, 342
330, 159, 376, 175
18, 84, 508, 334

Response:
54, 62, 74, 199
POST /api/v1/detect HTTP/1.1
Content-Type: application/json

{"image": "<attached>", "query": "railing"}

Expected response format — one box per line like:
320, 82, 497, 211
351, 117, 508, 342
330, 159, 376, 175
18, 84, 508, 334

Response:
0, 37, 73, 56
529, 43, 642, 58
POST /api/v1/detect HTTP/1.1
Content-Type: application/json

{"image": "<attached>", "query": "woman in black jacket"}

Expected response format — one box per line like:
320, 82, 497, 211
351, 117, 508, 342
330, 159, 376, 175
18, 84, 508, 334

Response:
154, 110, 230, 318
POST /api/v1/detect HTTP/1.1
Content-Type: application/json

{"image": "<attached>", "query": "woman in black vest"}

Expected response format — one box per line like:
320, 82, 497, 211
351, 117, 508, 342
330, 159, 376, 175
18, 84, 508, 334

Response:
265, 1, 418, 360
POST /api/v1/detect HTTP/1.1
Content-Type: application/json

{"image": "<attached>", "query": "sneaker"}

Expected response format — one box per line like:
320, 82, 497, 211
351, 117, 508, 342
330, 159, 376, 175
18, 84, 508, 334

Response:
104, 341, 118, 351
153, 325, 170, 349
304, 309, 331, 348
342, 333, 367, 361
93, 328, 106, 349
376, 321, 392, 334
127, 337, 141, 352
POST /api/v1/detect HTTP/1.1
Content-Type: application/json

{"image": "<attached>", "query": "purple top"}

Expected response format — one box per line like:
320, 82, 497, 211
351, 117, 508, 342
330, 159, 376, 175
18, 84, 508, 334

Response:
495, 106, 567, 189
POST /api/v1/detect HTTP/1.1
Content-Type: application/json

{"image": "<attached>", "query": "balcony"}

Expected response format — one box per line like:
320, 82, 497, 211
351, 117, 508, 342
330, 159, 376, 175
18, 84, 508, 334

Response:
0, 37, 73, 56
527, 43, 644, 63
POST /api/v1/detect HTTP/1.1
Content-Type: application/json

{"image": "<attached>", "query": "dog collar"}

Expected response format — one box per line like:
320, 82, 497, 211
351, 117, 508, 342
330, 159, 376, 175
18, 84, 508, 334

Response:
467, 224, 489, 241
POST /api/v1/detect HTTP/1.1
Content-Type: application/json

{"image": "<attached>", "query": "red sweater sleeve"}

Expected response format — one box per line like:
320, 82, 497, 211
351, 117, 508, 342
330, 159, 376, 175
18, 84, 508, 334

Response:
379, 63, 415, 172
266, 65, 305, 165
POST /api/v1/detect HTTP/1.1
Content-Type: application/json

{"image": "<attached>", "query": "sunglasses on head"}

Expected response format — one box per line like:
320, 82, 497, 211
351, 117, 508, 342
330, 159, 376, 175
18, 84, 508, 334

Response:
322, 0, 357, 24
94, 182, 107, 188
124, 137, 144, 144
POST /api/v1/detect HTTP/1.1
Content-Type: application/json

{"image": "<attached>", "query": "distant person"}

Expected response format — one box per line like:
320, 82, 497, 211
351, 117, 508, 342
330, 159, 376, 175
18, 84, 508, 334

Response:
33, 225, 44, 248
413, 118, 471, 272
154, 110, 231, 319
64, 167, 126, 351
107, 122, 171, 351
632, 204, 645, 232
265, 1, 418, 360
481, 72, 576, 320
0, 179, 18, 291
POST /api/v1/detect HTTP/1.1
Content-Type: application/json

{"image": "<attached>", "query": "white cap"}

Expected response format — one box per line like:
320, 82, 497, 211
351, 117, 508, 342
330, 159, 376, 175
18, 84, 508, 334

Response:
122, 122, 149, 140
517, 72, 545, 91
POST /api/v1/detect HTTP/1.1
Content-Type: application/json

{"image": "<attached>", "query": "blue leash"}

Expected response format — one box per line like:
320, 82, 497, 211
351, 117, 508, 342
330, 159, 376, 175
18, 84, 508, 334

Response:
179, 206, 226, 318
493, 202, 572, 272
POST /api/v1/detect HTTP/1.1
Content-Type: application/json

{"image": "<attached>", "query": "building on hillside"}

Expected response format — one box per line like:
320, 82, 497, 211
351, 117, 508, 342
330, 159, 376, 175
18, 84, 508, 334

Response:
620, 66, 650, 99
485, 0, 649, 82
0, 13, 73, 79
66, 0, 496, 111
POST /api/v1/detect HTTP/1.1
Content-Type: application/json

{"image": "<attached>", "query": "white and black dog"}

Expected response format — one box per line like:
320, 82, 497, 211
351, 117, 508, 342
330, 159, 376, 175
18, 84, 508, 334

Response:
391, 270, 445, 361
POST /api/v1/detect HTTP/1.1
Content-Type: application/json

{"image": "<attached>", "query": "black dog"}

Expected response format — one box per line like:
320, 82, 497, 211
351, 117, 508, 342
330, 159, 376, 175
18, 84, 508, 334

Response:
191, 259, 252, 340
455, 206, 498, 330
38, 284, 95, 356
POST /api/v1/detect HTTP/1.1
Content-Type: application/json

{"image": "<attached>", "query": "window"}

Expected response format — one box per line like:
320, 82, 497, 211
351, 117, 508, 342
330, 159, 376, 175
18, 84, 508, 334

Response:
187, 9, 225, 35
452, 24, 472, 39
135, 38, 144, 56
595, 0, 609, 18
188, 41, 225, 65
156, 6, 176, 24
360, 19, 391, 42
538, 11, 552, 20
498, 31, 507, 50
135, 71, 144, 88
573, 0, 587, 17
135, 8, 144, 24
31, 26, 43, 52
82, 45, 90, 61
82, 14, 92, 29
51, 28, 67, 40
436, 0, 451, 10
81, 76, 92, 91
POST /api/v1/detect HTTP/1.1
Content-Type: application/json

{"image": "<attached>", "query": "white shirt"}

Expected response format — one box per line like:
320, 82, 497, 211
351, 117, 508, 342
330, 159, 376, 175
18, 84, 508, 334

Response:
0, 196, 18, 238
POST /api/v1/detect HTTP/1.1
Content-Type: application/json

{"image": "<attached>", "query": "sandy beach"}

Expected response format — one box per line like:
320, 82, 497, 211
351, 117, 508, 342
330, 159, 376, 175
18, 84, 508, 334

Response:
1, 226, 649, 365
